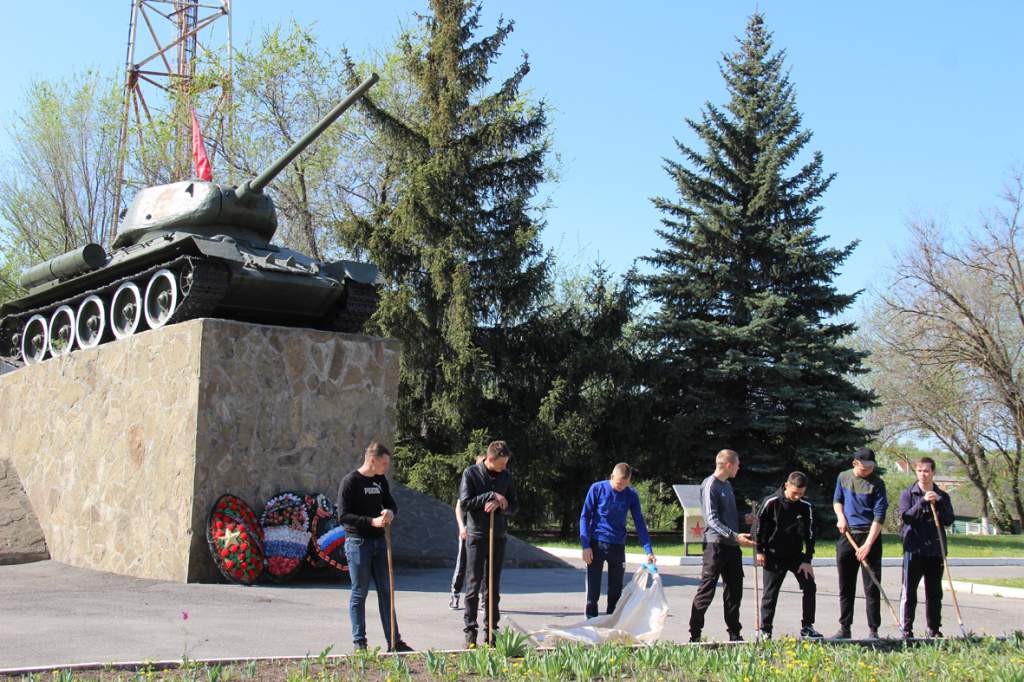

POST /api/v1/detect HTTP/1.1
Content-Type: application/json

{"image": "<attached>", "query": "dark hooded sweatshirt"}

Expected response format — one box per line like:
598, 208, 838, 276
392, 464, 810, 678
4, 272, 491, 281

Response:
753, 487, 815, 566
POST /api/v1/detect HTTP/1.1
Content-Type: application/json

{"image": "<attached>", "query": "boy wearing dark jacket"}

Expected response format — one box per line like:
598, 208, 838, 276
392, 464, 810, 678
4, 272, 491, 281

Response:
753, 471, 823, 639
458, 440, 519, 648
897, 456, 955, 638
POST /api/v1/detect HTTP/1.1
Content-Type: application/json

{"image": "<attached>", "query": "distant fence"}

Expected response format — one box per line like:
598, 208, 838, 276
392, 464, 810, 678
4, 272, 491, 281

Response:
952, 519, 999, 535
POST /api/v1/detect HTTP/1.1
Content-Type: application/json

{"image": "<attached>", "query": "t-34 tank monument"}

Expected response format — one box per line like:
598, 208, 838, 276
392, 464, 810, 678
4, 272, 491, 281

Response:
0, 74, 379, 367
0, 72, 407, 582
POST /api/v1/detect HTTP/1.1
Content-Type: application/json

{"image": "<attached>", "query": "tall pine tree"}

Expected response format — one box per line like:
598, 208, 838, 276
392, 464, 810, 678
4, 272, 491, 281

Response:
640, 14, 874, 499
345, 0, 551, 456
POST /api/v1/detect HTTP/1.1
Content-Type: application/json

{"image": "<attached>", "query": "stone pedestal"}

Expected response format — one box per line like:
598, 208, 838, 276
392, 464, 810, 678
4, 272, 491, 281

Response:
0, 458, 49, 564
0, 319, 400, 582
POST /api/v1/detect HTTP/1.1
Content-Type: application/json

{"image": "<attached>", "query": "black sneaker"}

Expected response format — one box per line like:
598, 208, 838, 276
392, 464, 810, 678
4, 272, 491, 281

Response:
689, 632, 702, 643
901, 630, 914, 640
388, 640, 414, 653
799, 626, 823, 640
868, 629, 879, 640
759, 630, 773, 641
927, 630, 943, 638
448, 593, 460, 610
464, 631, 477, 649
728, 632, 744, 642
830, 627, 851, 640
354, 640, 368, 651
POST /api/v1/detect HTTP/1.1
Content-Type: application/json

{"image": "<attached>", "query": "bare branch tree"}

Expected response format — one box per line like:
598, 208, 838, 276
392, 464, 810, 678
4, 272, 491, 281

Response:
861, 173, 1024, 530
0, 73, 121, 304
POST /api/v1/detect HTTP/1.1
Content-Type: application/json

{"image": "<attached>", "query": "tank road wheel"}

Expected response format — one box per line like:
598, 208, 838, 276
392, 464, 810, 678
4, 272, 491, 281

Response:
47, 305, 76, 357
0, 318, 21, 363
111, 281, 144, 340
75, 295, 107, 349
144, 269, 179, 330
21, 314, 49, 365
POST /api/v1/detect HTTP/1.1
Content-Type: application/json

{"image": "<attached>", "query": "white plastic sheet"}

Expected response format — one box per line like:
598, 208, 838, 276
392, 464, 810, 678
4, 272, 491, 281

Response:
526, 564, 669, 646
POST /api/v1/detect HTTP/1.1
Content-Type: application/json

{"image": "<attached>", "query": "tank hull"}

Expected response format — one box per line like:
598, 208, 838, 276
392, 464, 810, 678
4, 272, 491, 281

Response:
0, 231, 378, 366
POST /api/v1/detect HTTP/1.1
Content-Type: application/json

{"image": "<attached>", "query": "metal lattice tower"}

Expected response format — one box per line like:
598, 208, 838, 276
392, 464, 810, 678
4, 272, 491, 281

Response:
111, 0, 232, 241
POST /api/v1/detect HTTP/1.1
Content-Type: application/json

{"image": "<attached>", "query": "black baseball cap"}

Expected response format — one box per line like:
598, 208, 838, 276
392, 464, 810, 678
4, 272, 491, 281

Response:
853, 447, 877, 464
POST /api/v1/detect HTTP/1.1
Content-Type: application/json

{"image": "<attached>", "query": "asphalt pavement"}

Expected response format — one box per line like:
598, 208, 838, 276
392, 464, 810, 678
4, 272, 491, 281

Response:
1, 559, 1023, 670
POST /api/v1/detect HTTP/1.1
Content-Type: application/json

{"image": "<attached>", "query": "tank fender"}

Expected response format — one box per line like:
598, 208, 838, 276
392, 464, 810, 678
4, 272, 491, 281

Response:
322, 260, 380, 285
188, 235, 249, 262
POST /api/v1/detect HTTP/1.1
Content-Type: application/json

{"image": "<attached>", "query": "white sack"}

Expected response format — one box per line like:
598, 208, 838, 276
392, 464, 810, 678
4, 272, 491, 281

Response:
526, 565, 669, 646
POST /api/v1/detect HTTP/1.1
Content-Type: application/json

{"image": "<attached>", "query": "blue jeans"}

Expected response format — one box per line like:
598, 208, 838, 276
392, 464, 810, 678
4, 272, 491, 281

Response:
585, 541, 626, 619
344, 536, 400, 647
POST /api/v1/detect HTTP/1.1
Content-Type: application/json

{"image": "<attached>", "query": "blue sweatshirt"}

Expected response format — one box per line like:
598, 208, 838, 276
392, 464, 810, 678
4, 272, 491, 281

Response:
579, 481, 653, 555
833, 469, 888, 530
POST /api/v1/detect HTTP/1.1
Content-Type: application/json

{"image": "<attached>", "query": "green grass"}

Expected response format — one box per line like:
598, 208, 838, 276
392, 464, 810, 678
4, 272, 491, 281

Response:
520, 532, 1024, 558
964, 577, 1024, 589
20, 633, 1024, 681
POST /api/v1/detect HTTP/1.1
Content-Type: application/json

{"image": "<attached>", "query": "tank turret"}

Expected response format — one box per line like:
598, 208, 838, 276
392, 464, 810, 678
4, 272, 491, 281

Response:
0, 73, 380, 367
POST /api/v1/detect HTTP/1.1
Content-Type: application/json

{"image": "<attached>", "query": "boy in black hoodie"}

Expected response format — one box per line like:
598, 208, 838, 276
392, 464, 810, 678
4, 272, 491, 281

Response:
458, 440, 518, 648
753, 471, 822, 639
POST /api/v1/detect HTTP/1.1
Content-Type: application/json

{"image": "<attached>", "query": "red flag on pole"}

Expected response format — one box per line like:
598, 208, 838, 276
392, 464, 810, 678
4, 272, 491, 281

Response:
191, 108, 213, 181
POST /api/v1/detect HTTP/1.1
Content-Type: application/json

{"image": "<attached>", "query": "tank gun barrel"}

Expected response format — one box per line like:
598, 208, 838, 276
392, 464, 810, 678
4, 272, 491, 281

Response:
235, 72, 379, 204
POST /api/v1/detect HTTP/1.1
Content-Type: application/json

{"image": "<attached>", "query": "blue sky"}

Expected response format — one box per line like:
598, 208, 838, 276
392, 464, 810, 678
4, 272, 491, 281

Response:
1, 1, 1021, 305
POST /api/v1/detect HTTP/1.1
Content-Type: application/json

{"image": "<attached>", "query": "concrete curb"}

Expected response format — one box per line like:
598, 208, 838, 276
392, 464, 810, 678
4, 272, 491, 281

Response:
948, 580, 1024, 599
538, 546, 1024, 568
0, 651, 432, 677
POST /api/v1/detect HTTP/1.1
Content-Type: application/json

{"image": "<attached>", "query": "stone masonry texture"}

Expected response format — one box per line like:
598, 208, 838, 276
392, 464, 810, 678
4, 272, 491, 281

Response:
0, 319, 400, 582
0, 458, 49, 564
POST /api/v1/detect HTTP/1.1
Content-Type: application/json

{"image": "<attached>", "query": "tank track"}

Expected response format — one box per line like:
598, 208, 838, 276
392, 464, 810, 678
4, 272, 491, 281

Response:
0, 256, 229, 367
325, 281, 379, 333
167, 258, 231, 326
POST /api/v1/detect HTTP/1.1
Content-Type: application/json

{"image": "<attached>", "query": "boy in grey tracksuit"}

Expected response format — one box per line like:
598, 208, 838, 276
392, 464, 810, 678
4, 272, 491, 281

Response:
688, 449, 755, 642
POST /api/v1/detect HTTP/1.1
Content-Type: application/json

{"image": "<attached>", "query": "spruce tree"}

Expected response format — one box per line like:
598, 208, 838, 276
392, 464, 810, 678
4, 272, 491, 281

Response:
345, 0, 551, 455
640, 14, 875, 499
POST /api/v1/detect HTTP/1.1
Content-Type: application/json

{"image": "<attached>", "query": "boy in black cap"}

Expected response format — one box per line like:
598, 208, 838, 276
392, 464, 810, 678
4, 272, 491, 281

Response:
832, 447, 889, 639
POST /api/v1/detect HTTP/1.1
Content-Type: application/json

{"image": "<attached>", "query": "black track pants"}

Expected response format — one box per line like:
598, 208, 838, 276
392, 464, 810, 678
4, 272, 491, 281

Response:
450, 538, 467, 595
836, 531, 882, 630
900, 552, 943, 635
689, 543, 744, 637
760, 558, 816, 632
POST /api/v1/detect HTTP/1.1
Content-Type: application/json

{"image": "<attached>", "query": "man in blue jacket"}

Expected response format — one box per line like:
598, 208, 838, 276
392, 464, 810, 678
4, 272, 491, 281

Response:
832, 447, 889, 639
579, 463, 657, 618
897, 456, 955, 638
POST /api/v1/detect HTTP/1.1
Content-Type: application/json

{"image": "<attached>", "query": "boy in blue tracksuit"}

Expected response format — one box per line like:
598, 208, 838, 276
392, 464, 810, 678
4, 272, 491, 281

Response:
579, 463, 657, 618
832, 447, 889, 639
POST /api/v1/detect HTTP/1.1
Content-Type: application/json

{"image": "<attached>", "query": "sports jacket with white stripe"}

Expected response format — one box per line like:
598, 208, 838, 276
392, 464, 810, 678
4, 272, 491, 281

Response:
753, 487, 815, 564
699, 474, 740, 545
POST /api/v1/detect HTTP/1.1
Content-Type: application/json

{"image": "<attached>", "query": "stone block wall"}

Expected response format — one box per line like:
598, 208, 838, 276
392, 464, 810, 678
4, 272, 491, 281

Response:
0, 319, 400, 582
0, 458, 49, 564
